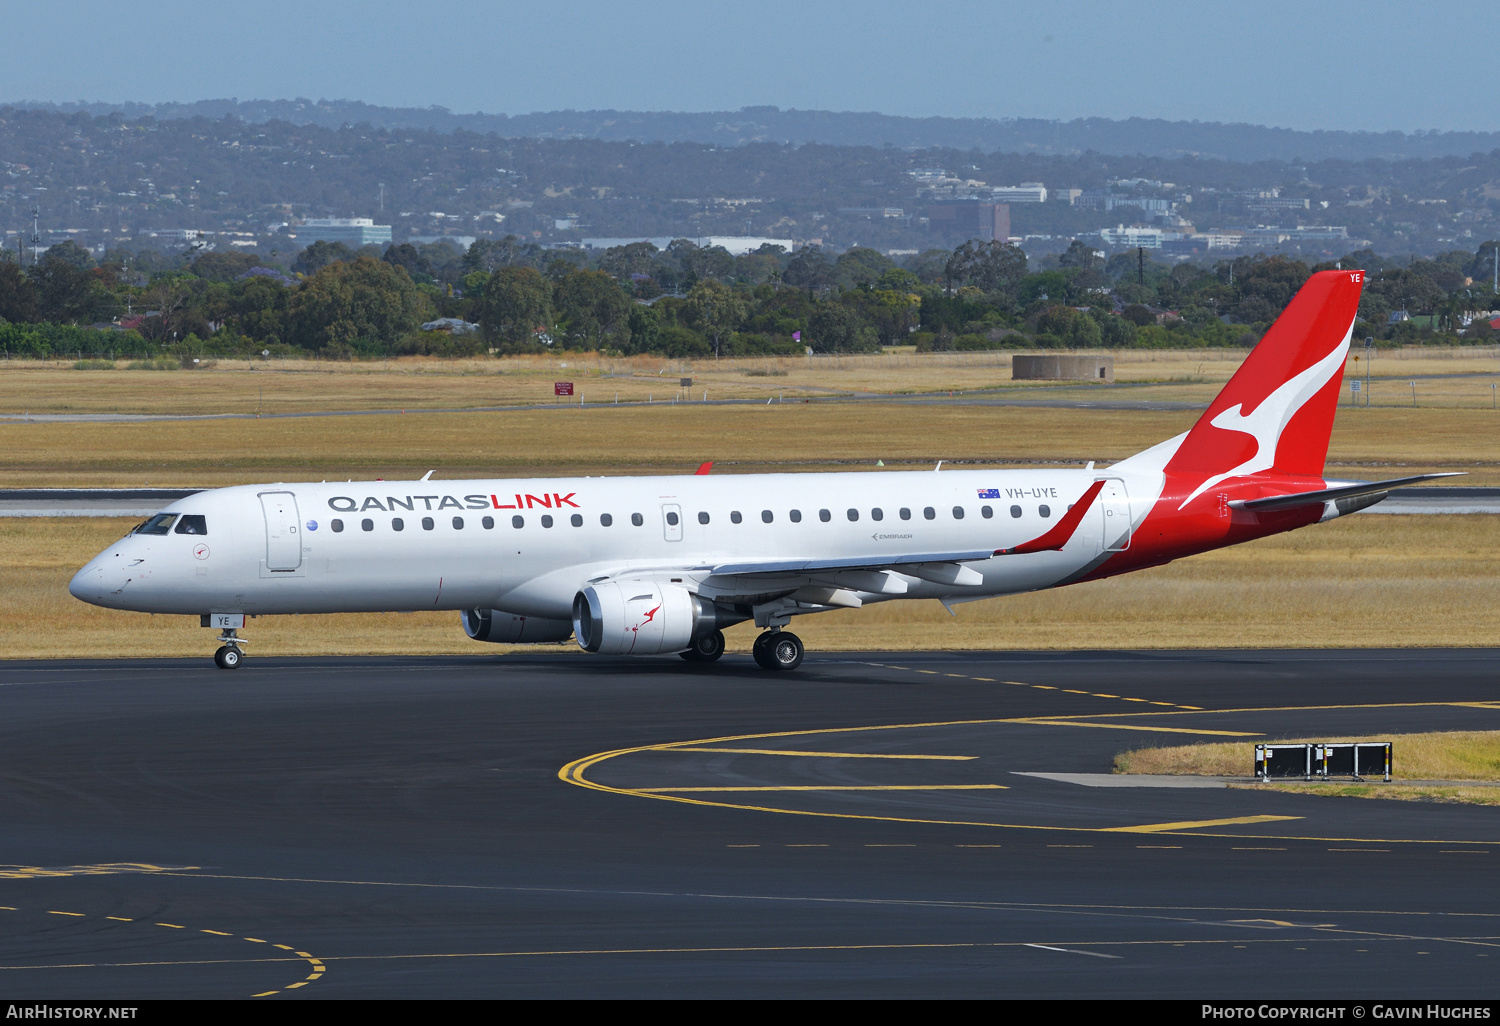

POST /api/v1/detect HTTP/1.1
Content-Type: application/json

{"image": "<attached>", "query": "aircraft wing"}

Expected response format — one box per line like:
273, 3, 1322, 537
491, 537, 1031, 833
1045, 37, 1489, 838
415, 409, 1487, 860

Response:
703, 550, 996, 576
1229, 472, 1464, 512
693, 549, 999, 598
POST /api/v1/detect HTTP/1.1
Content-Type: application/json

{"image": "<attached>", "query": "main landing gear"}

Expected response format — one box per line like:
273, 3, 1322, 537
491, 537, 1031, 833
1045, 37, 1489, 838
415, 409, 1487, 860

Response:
752, 630, 804, 672
680, 629, 726, 663
213, 629, 245, 670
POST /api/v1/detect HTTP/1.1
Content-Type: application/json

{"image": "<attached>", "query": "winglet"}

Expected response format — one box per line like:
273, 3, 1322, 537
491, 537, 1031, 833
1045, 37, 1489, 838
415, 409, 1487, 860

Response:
994, 479, 1106, 555
695, 461, 713, 475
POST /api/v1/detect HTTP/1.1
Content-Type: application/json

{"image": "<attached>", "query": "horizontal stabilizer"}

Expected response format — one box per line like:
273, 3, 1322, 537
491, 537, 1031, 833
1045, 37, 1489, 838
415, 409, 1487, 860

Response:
1229, 473, 1465, 512
994, 479, 1105, 556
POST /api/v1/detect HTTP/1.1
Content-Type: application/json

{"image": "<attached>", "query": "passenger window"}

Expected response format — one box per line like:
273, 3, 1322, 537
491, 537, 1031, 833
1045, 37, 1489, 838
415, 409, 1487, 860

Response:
698, 511, 710, 525
541, 515, 554, 528
761, 510, 773, 523
453, 517, 465, 530
421, 517, 434, 531
570, 513, 583, 527
952, 506, 965, 520
482, 516, 494, 529
789, 509, 802, 523
1039, 505, 1051, 518
731, 511, 743, 524
512, 515, 524, 528
923, 507, 935, 520
600, 513, 613, 527
361, 518, 374, 532
846, 508, 859, 522
174, 515, 208, 535
981, 506, 993, 519
1010, 505, 1022, 518
631, 512, 643, 526
331, 519, 345, 533
819, 509, 831, 522
871, 508, 883, 521
899, 508, 911, 520
135, 513, 177, 535
392, 517, 405, 531
666, 511, 679, 526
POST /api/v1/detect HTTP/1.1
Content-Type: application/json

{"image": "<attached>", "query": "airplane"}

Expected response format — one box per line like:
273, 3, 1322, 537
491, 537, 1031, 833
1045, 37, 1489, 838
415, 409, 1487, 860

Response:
69, 269, 1456, 670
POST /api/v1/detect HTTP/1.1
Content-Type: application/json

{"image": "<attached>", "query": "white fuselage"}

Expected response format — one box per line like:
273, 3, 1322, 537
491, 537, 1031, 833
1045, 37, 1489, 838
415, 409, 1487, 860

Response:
69, 465, 1159, 621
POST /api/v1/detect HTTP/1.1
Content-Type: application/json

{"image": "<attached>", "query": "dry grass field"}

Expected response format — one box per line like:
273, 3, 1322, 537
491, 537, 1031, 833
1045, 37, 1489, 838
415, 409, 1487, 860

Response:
1116, 731, 1500, 779
1, 398, 1496, 487
1115, 731, 1500, 806
2, 349, 1495, 660
3, 513, 1495, 660
1, 346, 1496, 416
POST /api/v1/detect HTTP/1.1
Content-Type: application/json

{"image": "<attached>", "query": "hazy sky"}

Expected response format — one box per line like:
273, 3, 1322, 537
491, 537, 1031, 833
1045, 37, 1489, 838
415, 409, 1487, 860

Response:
7, 1, 1496, 133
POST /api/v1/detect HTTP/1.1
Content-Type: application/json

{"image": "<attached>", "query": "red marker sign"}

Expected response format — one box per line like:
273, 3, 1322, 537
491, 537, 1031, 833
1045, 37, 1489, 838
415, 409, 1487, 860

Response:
554, 382, 574, 396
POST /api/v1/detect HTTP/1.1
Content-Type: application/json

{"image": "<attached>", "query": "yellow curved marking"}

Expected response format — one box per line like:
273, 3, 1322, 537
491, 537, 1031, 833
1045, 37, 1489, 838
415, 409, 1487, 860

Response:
664, 748, 976, 760
1010, 720, 1259, 736
633, 792, 1008, 798
0, 905, 323, 998
558, 716, 1497, 845
1103, 815, 1298, 834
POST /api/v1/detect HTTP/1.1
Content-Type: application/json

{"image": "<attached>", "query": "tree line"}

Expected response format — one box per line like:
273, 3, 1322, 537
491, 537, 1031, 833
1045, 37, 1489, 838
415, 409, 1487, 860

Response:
2, 235, 1498, 361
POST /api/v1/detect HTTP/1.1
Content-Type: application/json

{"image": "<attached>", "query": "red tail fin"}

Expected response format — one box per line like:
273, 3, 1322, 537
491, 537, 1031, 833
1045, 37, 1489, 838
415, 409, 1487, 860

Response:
1166, 269, 1363, 508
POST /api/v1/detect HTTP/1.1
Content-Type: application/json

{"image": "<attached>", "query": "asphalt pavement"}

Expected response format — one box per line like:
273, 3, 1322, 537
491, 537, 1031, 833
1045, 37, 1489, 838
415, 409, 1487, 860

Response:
0, 648, 1497, 998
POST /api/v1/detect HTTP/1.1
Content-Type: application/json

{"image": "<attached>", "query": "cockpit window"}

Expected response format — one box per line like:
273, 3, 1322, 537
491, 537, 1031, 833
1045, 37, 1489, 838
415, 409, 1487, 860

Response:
135, 513, 178, 535
174, 515, 208, 535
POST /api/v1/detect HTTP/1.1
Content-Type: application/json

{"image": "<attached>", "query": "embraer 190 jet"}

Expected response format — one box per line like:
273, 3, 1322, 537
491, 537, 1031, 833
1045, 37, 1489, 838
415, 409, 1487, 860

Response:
70, 269, 1453, 670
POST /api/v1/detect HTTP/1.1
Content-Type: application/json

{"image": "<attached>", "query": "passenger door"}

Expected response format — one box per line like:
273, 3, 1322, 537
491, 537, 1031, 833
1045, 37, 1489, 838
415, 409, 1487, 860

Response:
259, 491, 303, 571
1099, 479, 1132, 552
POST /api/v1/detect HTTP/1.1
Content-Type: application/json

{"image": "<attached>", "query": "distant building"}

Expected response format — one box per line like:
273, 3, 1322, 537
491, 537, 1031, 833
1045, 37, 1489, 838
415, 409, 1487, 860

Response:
296, 218, 392, 246
1195, 232, 1246, 250
991, 183, 1047, 203
700, 236, 794, 255
1074, 191, 1174, 215
142, 229, 209, 242
1246, 197, 1311, 214
581, 237, 679, 251
1100, 226, 1174, 249
1236, 226, 1348, 245
927, 201, 1010, 243
1053, 188, 1083, 204
837, 207, 905, 218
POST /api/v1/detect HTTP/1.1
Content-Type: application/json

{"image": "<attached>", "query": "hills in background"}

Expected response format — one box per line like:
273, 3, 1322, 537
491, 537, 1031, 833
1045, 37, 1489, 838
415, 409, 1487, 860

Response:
10, 99, 1500, 164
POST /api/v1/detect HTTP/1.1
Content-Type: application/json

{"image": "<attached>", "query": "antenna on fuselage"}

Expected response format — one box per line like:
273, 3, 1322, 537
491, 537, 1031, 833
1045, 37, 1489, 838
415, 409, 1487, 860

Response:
420, 470, 434, 481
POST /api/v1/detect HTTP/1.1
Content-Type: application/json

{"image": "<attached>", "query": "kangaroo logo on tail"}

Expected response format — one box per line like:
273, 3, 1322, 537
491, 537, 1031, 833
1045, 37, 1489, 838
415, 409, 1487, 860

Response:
1160, 270, 1364, 509
1178, 326, 1352, 509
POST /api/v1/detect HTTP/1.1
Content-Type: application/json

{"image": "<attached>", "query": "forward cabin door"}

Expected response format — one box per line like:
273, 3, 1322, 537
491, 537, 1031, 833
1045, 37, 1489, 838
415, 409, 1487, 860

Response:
259, 491, 303, 571
661, 503, 683, 542
1099, 478, 1132, 552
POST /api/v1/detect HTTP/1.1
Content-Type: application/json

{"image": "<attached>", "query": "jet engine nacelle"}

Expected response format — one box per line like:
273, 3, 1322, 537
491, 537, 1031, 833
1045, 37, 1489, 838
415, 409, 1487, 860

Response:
461, 608, 574, 644
572, 581, 741, 655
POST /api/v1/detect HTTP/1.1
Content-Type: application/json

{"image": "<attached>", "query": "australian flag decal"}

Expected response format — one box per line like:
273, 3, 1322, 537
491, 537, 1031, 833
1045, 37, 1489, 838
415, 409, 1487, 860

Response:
977, 488, 1000, 499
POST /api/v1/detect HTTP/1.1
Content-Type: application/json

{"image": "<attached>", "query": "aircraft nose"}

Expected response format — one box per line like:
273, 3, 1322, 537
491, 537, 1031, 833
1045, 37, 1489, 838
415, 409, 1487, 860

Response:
69, 561, 103, 603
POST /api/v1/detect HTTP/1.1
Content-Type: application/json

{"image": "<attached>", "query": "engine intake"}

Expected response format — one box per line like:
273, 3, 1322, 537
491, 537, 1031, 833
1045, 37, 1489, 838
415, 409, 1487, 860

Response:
573, 582, 742, 655
461, 608, 574, 644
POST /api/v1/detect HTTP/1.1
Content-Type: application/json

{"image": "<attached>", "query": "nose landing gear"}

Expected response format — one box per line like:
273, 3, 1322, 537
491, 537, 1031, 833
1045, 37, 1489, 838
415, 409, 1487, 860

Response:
752, 630, 804, 671
212, 628, 245, 670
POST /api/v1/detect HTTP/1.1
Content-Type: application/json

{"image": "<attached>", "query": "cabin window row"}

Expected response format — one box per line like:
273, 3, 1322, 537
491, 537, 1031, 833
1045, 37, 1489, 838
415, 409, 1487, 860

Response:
326, 502, 1054, 535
